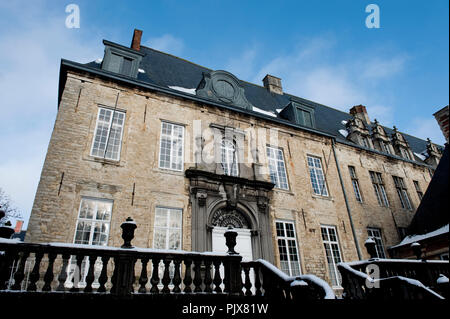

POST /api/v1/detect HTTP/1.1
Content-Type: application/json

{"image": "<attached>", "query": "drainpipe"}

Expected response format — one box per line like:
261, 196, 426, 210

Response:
331, 139, 363, 260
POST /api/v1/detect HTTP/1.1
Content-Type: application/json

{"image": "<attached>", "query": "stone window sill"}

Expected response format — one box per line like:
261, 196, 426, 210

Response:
153, 167, 185, 176
312, 194, 334, 201
83, 156, 123, 167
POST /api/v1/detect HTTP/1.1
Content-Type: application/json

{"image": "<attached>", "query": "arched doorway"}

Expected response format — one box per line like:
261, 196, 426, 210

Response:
210, 208, 253, 262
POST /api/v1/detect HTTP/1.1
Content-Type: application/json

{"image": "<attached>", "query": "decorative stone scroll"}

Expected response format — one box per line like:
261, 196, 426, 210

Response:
211, 209, 249, 229
196, 70, 254, 110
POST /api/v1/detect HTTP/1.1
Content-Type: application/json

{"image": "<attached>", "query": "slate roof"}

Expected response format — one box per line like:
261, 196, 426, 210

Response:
79, 42, 441, 166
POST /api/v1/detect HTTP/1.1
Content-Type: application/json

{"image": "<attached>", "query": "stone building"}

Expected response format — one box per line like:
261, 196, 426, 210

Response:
26, 29, 443, 290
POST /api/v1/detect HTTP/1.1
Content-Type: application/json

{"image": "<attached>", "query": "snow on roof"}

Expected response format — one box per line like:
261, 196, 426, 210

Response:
252, 106, 277, 117
390, 224, 449, 249
168, 86, 196, 95
95, 58, 103, 64
414, 152, 426, 161
341, 120, 348, 125
338, 129, 349, 138
275, 108, 283, 113
138, 68, 146, 73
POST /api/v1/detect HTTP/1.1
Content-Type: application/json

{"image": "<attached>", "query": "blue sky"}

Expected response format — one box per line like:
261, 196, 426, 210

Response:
0, 0, 448, 229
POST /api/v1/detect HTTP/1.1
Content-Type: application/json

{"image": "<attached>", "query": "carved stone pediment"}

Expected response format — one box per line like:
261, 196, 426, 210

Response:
196, 70, 253, 110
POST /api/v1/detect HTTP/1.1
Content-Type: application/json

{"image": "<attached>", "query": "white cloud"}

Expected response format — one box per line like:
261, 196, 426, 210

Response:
145, 34, 184, 55
405, 117, 446, 146
0, 3, 101, 229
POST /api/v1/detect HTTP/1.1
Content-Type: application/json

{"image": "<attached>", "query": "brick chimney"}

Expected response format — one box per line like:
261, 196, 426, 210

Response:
350, 105, 370, 125
433, 105, 449, 143
263, 74, 283, 95
131, 29, 143, 51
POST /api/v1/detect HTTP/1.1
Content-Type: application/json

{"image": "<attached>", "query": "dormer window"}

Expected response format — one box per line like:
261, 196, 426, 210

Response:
296, 107, 313, 128
360, 136, 371, 148
101, 40, 144, 78
380, 140, 391, 154
400, 148, 411, 160
279, 101, 315, 129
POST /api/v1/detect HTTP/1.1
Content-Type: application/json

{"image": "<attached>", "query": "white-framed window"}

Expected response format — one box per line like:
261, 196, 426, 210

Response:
348, 166, 363, 203
367, 228, 386, 258
266, 146, 289, 190
66, 197, 113, 288
159, 121, 185, 171
74, 198, 112, 246
90, 107, 125, 161
276, 221, 301, 276
307, 155, 328, 196
369, 171, 389, 207
153, 207, 183, 250
321, 225, 343, 287
221, 139, 239, 176
393, 176, 412, 210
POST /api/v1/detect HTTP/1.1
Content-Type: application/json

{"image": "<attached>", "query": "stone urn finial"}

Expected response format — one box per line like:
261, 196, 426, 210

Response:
0, 220, 15, 239
121, 217, 137, 248
224, 225, 238, 255
365, 237, 377, 259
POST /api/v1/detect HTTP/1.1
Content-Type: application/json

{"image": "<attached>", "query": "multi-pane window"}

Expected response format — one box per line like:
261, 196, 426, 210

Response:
380, 141, 391, 154
221, 139, 238, 176
276, 221, 301, 276
321, 226, 343, 287
266, 146, 289, 190
348, 166, 363, 203
360, 136, 371, 148
159, 122, 185, 171
400, 148, 411, 160
393, 176, 412, 210
413, 181, 423, 201
307, 155, 328, 196
91, 107, 125, 161
153, 207, 183, 250
369, 171, 389, 207
68, 198, 113, 288
74, 198, 112, 246
367, 228, 386, 258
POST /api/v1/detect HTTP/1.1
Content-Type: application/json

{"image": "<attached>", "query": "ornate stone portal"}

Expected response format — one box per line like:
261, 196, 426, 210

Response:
185, 168, 275, 263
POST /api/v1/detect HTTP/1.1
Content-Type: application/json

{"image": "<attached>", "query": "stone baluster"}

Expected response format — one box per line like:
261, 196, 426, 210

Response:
138, 257, 149, 293
204, 258, 213, 293
70, 254, 84, 292
97, 256, 110, 293
56, 253, 70, 291
242, 264, 252, 296
11, 251, 30, 290
213, 259, 222, 293
172, 258, 182, 293
0, 249, 16, 290
161, 258, 171, 293
253, 264, 262, 296
42, 252, 57, 291
193, 257, 203, 292
183, 257, 193, 293
27, 251, 44, 291
150, 257, 161, 293
84, 255, 97, 292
